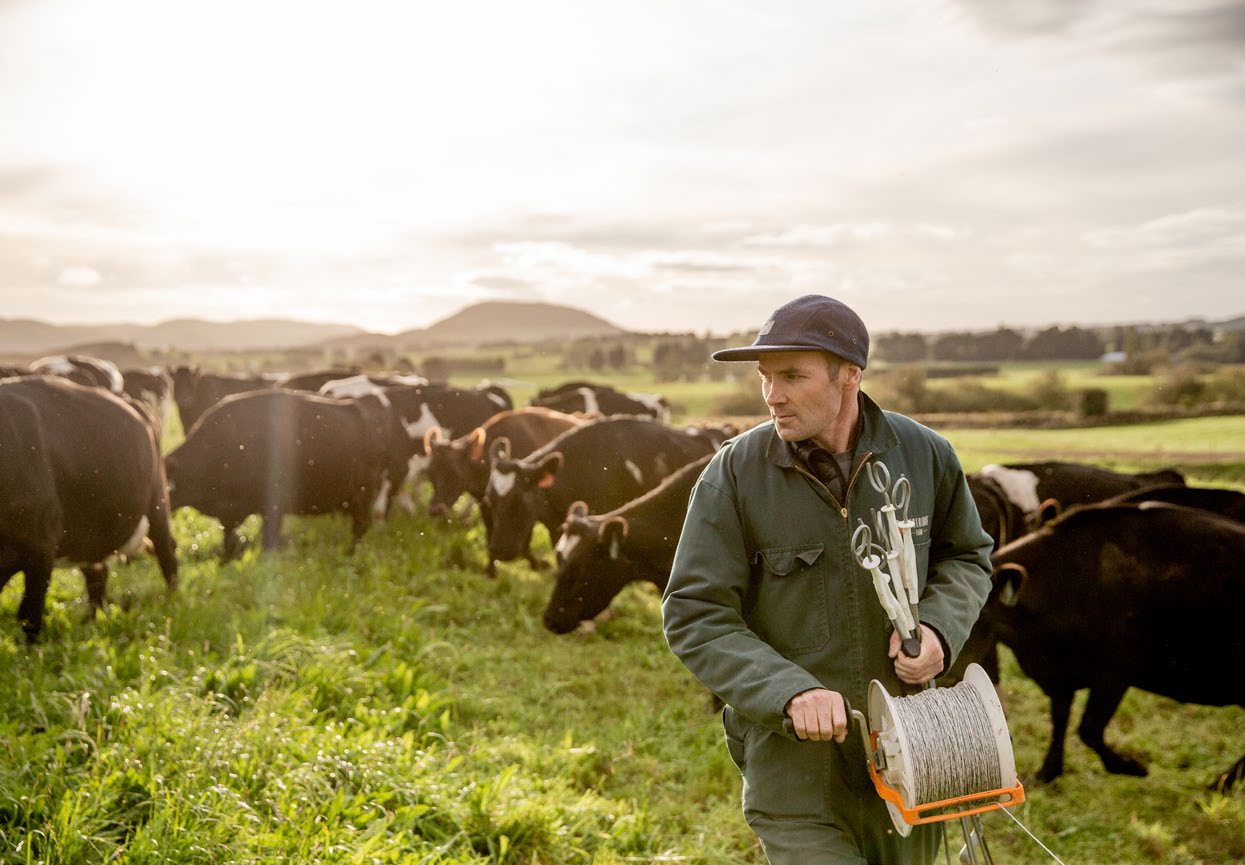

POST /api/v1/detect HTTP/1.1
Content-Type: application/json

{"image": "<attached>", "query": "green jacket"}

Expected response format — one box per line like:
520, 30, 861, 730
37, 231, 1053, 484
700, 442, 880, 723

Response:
661, 393, 993, 733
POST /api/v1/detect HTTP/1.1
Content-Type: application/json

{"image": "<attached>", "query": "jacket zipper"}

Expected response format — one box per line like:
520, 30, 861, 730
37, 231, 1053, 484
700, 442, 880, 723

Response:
792, 448, 876, 523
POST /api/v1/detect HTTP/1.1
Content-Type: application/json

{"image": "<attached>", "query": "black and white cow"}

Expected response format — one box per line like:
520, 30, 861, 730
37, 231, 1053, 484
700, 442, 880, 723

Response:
970, 460, 1187, 549
164, 389, 391, 559
543, 452, 712, 634
31, 354, 124, 393
959, 502, 1245, 791
371, 382, 513, 511
0, 376, 178, 641
531, 382, 670, 422
483, 416, 716, 575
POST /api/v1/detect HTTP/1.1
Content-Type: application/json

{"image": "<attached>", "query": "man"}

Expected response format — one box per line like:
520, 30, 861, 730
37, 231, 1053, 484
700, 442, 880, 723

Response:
662, 295, 992, 864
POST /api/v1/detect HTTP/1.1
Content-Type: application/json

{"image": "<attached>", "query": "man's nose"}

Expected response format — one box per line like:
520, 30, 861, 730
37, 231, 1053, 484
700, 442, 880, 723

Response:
765, 383, 785, 405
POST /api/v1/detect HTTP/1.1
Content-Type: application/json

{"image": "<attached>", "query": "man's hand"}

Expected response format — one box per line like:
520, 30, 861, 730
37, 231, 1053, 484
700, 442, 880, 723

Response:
784, 688, 849, 742
889, 623, 944, 685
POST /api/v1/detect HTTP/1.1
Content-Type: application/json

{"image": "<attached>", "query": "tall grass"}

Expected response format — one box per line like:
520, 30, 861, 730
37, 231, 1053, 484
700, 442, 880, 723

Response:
3, 418, 1244, 863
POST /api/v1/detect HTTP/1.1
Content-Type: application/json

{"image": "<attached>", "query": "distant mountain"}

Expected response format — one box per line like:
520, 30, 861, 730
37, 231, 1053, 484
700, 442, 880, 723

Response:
0, 317, 365, 355
317, 301, 628, 352
406, 301, 626, 346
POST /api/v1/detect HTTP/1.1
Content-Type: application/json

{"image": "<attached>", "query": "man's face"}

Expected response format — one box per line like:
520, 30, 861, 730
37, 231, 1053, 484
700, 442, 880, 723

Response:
758, 351, 847, 446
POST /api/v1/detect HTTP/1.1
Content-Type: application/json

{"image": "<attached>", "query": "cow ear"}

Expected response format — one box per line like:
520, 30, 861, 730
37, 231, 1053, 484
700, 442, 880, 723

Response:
997, 564, 1027, 607
536, 452, 563, 488
600, 516, 629, 559
469, 427, 487, 461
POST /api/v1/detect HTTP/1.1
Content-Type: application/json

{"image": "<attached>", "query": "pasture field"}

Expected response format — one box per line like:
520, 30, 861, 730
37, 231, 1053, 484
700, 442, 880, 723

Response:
3, 402, 1244, 863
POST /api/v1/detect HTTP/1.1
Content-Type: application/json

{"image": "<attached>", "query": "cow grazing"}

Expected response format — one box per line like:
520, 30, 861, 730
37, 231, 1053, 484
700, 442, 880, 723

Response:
425, 407, 583, 519
544, 452, 712, 634
168, 366, 277, 432
164, 389, 390, 560
530, 382, 669, 421
31, 354, 124, 393
0, 376, 178, 641
484, 416, 716, 575
963, 502, 1245, 790
375, 382, 514, 511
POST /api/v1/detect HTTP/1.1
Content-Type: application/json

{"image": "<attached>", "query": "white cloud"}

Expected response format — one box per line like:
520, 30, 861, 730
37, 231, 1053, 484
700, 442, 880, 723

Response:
57, 265, 101, 286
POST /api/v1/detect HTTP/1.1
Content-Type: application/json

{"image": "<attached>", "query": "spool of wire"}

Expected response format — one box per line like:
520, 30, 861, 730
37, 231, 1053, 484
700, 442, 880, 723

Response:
867, 664, 1019, 836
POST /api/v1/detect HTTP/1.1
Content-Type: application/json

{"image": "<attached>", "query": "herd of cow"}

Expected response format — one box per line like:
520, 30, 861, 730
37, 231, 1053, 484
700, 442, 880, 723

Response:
1, 353, 1242, 793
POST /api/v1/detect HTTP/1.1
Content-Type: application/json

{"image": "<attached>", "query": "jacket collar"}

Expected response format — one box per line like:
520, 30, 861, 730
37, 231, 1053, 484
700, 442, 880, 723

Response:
766, 390, 898, 468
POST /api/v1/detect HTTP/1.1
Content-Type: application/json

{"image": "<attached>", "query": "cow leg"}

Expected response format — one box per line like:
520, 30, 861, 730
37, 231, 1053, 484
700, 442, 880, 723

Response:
147, 507, 179, 591
261, 512, 284, 551
1037, 688, 1075, 783
17, 559, 54, 643
1210, 754, 1245, 793
524, 547, 550, 571
1078, 684, 1146, 776
81, 562, 109, 615
348, 509, 370, 550
221, 520, 243, 562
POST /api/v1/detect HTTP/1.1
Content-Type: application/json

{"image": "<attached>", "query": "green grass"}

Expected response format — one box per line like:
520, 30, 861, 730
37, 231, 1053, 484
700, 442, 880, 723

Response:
4, 406, 1244, 863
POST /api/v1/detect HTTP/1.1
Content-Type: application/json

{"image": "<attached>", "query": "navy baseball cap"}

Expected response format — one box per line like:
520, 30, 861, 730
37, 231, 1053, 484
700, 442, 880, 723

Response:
712, 295, 870, 368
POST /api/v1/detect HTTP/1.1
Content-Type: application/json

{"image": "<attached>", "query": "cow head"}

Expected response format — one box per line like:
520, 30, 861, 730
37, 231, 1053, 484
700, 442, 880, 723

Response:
426, 426, 487, 517
543, 502, 633, 634
942, 555, 1029, 686
484, 441, 562, 562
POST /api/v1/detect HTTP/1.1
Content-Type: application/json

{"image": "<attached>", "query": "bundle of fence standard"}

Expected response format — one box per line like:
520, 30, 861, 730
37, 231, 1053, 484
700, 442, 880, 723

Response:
864, 664, 1024, 836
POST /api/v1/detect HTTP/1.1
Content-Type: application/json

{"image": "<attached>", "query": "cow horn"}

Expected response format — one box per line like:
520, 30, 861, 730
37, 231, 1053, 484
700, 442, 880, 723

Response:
567, 500, 589, 519
598, 515, 629, 539
423, 426, 444, 451
468, 427, 488, 461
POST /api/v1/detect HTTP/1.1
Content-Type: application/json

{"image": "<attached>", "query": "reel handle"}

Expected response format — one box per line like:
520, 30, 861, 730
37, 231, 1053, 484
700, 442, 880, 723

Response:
782, 694, 859, 740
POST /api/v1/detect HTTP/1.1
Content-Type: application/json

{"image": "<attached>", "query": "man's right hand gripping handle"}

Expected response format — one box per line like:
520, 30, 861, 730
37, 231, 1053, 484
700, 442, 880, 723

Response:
782, 688, 853, 743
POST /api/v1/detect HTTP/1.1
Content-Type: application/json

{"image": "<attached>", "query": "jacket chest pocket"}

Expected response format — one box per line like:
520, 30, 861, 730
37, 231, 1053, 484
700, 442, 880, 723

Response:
747, 543, 829, 656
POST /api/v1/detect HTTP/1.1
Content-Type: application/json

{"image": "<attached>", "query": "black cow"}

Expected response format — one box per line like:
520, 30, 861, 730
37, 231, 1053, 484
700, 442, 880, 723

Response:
31, 354, 124, 393
0, 376, 178, 641
1101, 483, 1245, 523
168, 366, 277, 432
544, 453, 712, 634
281, 368, 363, 392
164, 389, 390, 560
484, 416, 715, 574
965, 502, 1244, 790
531, 382, 669, 421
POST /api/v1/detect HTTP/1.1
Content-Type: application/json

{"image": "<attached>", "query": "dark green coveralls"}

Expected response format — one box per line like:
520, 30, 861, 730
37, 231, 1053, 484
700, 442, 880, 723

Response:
662, 393, 993, 865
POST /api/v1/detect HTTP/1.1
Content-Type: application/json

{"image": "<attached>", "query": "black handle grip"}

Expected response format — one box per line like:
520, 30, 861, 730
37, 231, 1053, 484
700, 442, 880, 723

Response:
901, 633, 922, 658
783, 694, 855, 740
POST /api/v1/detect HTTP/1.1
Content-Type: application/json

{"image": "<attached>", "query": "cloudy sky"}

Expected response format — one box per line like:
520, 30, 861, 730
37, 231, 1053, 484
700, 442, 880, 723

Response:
1, 0, 1242, 336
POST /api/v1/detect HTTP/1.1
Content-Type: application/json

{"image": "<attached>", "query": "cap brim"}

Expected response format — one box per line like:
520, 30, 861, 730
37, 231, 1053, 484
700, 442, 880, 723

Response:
711, 344, 827, 362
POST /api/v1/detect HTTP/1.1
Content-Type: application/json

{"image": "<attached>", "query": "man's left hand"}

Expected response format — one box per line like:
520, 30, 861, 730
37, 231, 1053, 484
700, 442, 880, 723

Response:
889, 623, 944, 685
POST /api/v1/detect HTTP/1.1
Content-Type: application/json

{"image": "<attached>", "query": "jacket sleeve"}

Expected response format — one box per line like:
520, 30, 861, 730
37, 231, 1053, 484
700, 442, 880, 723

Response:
915, 447, 993, 671
661, 470, 823, 731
